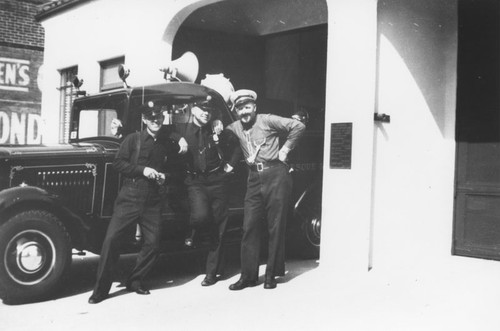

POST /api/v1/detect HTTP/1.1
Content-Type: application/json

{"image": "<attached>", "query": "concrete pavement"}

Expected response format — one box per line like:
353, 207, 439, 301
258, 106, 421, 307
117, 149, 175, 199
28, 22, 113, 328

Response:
1, 247, 323, 331
1, 248, 500, 331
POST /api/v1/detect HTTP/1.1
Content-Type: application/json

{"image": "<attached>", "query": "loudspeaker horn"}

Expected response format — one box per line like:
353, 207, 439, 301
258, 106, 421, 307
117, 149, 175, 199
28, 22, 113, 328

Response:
160, 51, 199, 82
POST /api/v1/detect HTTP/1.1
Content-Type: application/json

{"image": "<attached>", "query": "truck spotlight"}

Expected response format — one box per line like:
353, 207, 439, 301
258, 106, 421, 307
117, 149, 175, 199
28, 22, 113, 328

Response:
72, 76, 86, 96
118, 64, 130, 88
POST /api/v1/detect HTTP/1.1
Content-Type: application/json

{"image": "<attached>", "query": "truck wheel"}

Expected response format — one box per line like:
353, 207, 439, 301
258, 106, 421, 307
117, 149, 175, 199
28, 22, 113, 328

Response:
298, 213, 321, 259
0, 210, 71, 304
288, 211, 321, 260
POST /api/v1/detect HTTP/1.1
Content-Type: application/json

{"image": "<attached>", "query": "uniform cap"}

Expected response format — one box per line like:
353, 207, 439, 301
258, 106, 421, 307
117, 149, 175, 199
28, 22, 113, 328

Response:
194, 97, 216, 112
230, 89, 257, 107
141, 101, 163, 119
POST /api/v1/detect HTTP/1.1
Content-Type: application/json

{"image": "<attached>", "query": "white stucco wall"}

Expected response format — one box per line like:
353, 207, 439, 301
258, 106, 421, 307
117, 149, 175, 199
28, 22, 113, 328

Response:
321, 0, 457, 280
371, 0, 457, 274
320, 0, 378, 274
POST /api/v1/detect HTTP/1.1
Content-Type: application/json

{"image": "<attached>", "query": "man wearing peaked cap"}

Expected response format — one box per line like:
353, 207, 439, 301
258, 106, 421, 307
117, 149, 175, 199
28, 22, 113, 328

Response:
88, 102, 187, 304
226, 89, 306, 290
173, 98, 241, 287
141, 103, 164, 120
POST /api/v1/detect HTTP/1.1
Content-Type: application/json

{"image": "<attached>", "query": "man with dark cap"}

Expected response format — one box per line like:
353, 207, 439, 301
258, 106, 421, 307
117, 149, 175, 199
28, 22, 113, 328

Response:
88, 102, 187, 304
226, 89, 306, 290
176, 98, 241, 286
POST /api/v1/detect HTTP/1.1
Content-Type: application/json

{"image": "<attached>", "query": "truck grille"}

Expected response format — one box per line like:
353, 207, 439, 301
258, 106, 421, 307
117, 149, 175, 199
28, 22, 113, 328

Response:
10, 163, 97, 214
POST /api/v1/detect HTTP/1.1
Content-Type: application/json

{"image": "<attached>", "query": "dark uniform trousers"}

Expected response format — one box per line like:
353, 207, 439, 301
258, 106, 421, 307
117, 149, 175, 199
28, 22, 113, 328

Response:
94, 178, 161, 295
185, 169, 229, 277
240, 162, 292, 281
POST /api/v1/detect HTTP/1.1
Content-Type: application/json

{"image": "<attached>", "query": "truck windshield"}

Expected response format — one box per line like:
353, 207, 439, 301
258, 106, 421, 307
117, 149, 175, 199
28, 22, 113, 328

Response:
76, 108, 118, 139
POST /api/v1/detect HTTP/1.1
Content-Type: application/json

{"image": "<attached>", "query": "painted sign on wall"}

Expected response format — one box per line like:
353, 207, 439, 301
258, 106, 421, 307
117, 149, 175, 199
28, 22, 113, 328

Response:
0, 57, 30, 92
0, 111, 42, 144
0, 47, 44, 145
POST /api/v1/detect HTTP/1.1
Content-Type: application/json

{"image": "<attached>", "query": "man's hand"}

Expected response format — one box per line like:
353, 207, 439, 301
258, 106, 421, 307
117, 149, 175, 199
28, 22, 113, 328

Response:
278, 146, 291, 162
178, 137, 188, 154
143, 167, 160, 180
223, 163, 234, 173
143, 168, 166, 184
110, 118, 123, 138
212, 119, 223, 135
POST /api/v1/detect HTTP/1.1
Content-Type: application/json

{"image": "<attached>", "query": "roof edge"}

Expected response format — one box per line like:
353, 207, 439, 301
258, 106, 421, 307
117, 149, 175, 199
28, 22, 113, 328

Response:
35, 0, 94, 22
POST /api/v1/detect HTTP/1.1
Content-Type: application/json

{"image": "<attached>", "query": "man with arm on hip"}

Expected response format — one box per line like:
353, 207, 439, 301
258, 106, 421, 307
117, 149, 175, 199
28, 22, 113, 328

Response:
226, 89, 305, 290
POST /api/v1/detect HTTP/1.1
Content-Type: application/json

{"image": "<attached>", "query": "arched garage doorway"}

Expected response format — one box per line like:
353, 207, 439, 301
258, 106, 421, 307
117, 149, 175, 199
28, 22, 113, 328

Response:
171, 0, 327, 257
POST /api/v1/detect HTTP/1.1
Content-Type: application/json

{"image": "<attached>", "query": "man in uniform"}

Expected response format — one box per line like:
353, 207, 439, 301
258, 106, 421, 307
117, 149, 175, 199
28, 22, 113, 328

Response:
88, 103, 187, 304
177, 98, 241, 286
226, 90, 306, 290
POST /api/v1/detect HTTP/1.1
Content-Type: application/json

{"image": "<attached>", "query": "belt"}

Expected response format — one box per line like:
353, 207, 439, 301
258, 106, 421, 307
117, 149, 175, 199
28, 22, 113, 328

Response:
248, 160, 282, 172
187, 164, 223, 176
123, 177, 148, 183
123, 177, 157, 186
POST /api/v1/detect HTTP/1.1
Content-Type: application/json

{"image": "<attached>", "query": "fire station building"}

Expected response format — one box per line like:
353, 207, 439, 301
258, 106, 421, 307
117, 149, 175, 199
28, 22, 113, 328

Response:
35, 0, 500, 323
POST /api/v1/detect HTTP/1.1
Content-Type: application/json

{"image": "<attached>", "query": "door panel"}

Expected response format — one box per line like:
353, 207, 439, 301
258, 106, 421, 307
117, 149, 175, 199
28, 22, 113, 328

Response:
454, 0, 500, 259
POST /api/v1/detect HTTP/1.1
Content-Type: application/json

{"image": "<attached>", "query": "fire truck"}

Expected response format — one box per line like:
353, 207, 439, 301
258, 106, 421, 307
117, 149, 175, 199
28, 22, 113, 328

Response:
0, 68, 322, 304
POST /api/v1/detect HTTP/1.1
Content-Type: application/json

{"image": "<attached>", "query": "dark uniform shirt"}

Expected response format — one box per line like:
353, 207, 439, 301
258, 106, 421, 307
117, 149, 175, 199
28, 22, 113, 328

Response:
176, 122, 241, 173
113, 126, 181, 177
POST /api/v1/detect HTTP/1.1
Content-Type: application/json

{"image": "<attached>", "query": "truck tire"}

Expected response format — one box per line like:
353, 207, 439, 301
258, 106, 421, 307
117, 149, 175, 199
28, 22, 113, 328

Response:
295, 212, 321, 259
0, 210, 72, 304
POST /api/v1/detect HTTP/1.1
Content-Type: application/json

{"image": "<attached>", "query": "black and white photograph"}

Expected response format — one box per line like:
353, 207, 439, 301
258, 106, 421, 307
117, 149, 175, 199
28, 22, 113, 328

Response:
0, 0, 499, 330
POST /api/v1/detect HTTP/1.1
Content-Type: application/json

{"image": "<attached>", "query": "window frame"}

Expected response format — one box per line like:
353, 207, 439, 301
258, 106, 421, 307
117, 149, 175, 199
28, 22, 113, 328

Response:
58, 66, 78, 143
99, 56, 125, 92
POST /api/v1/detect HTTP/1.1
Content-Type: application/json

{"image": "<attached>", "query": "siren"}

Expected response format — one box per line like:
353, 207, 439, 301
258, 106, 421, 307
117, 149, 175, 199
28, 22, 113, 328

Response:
160, 51, 199, 82
118, 64, 130, 88
201, 73, 235, 104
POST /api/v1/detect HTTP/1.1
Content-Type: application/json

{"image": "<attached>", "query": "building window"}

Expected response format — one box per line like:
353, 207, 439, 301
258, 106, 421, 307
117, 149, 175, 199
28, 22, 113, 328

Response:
59, 66, 78, 143
100, 57, 125, 91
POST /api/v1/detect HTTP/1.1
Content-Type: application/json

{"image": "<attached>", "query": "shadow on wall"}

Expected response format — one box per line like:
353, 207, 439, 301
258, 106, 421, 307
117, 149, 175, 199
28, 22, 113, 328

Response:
377, 0, 457, 140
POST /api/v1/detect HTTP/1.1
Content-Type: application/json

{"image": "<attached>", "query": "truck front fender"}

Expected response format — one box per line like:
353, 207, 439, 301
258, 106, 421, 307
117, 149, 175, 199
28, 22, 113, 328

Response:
0, 186, 55, 212
0, 186, 90, 249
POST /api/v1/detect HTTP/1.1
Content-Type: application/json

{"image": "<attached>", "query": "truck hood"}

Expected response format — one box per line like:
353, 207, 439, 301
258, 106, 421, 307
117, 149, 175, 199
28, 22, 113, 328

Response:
0, 141, 119, 160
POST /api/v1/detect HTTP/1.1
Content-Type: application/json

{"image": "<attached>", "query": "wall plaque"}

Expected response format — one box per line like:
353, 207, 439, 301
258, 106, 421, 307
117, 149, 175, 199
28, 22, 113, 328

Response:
330, 122, 352, 169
